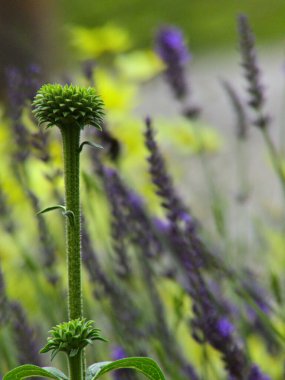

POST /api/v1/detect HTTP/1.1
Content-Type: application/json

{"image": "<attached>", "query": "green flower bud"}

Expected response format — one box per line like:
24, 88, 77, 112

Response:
32, 84, 104, 130
40, 318, 106, 360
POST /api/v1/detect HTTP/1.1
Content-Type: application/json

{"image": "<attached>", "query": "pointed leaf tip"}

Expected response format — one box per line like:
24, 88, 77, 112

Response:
79, 140, 104, 153
37, 205, 66, 216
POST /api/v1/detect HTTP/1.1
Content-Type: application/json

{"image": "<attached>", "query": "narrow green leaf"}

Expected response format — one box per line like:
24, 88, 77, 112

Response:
37, 205, 66, 216
79, 140, 104, 153
86, 357, 166, 380
3, 364, 68, 380
37, 205, 75, 227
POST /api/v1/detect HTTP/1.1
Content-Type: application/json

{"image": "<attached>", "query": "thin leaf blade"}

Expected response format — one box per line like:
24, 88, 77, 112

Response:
37, 205, 66, 216
79, 140, 104, 153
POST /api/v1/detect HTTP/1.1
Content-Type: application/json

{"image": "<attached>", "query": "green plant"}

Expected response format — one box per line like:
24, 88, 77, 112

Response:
3, 84, 166, 380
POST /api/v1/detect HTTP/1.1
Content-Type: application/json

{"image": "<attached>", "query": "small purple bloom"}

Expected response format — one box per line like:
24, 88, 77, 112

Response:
153, 218, 171, 233
216, 318, 235, 338
178, 211, 192, 223
155, 26, 190, 66
155, 26, 191, 99
112, 346, 126, 361
247, 364, 271, 380
103, 166, 116, 178
128, 191, 143, 208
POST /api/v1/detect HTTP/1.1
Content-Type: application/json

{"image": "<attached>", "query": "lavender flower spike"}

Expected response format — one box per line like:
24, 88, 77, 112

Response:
10, 301, 43, 366
156, 26, 190, 65
238, 14, 270, 129
155, 26, 190, 100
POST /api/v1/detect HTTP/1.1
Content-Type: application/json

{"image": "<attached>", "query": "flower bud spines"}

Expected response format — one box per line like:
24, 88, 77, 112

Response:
40, 318, 106, 360
32, 84, 104, 130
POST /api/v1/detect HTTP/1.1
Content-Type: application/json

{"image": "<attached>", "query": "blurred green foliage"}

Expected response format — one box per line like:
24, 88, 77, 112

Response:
60, 0, 285, 51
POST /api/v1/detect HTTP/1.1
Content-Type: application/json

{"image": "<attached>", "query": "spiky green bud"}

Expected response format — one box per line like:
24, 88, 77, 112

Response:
40, 319, 106, 360
32, 84, 104, 130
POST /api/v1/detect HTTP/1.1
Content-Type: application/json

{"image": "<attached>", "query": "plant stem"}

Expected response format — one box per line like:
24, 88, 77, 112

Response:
262, 128, 285, 202
60, 125, 85, 379
193, 127, 227, 238
60, 125, 83, 320
68, 352, 83, 380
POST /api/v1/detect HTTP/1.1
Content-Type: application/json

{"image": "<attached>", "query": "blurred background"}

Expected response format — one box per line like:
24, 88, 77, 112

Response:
1, 0, 285, 198
1, 1, 285, 73
1, 2, 285, 379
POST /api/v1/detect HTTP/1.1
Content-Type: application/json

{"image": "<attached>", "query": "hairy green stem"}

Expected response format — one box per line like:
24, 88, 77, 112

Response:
60, 125, 84, 379
60, 125, 83, 320
68, 352, 83, 380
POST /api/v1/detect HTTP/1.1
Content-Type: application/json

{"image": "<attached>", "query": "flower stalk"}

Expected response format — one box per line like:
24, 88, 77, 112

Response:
60, 125, 82, 320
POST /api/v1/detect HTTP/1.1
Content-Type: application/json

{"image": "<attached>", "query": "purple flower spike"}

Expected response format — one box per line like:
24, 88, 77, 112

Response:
155, 26, 191, 66
155, 26, 190, 99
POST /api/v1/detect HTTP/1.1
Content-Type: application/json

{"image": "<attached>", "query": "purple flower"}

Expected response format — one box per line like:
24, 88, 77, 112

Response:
27, 190, 58, 285
153, 218, 171, 233
10, 301, 43, 366
155, 26, 190, 66
127, 191, 144, 208
144, 117, 188, 222
6, 64, 42, 118
5, 64, 43, 163
237, 15, 270, 129
178, 211, 193, 224
247, 365, 271, 380
112, 346, 127, 361
216, 318, 235, 338
102, 166, 132, 277
155, 26, 190, 99
145, 118, 250, 378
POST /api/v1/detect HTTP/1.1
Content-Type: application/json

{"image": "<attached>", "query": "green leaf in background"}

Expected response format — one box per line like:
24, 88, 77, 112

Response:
3, 365, 68, 380
86, 357, 166, 380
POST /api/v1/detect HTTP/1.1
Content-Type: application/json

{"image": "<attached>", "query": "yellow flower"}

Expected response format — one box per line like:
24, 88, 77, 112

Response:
69, 24, 131, 58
